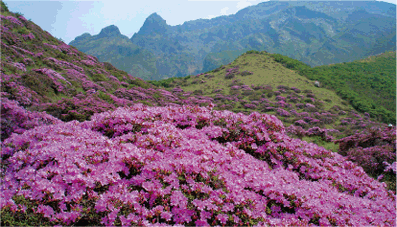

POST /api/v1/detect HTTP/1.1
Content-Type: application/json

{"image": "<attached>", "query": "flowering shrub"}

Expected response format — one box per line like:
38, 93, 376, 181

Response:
225, 66, 240, 79
0, 15, 24, 27
43, 94, 121, 122
243, 103, 257, 109
240, 70, 253, 76
1, 104, 395, 226
1, 8, 396, 225
1, 97, 61, 141
11, 62, 26, 72
32, 68, 71, 92
336, 127, 396, 177
276, 108, 290, 117
1, 73, 40, 106
286, 125, 339, 142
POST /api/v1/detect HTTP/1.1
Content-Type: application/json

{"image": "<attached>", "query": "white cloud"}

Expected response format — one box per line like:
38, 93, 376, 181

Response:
220, 6, 229, 15
205, 6, 229, 19
236, 0, 253, 10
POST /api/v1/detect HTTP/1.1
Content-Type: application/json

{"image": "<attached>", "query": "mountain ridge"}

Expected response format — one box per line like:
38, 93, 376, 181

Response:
70, 1, 396, 80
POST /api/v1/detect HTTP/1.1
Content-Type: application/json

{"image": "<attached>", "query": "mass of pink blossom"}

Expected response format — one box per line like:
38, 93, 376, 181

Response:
1, 104, 395, 226
1, 11, 396, 226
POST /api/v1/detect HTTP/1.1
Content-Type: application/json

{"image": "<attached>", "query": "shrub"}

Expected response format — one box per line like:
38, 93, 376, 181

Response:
2, 104, 394, 226
240, 70, 253, 76
91, 73, 109, 82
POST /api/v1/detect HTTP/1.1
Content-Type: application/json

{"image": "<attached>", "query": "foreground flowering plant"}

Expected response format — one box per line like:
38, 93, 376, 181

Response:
1, 104, 395, 226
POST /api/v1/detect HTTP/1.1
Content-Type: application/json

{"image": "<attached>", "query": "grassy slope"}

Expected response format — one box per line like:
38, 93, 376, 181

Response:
151, 50, 389, 151
168, 52, 351, 111
300, 51, 396, 123
0, 4, 181, 123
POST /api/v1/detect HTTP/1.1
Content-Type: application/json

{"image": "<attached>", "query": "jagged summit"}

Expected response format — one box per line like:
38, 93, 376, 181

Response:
136, 12, 169, 36
147, 12, 165, 21
97, 25, 122, 38
74, 32, 91, 41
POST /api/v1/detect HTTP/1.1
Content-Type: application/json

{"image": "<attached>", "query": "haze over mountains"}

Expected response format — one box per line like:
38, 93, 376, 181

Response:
69, 1, 396, 80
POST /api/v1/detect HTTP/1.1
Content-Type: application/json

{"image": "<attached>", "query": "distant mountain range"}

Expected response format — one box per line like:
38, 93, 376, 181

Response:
69, 1, 396, 80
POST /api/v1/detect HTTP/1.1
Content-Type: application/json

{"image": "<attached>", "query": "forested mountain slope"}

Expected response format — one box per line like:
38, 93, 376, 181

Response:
70, 1, 396, 80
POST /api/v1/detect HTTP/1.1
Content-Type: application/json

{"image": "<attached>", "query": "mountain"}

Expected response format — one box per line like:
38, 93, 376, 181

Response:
69, 25, 158, 80
70, 1, 396, 80
1, 2, 396, 225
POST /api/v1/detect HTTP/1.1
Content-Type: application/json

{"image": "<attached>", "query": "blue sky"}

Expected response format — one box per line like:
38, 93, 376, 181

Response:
4, 0, 397, 44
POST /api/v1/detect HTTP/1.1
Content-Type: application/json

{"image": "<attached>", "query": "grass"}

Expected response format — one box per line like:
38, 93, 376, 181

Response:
302, 136, 340, 152
167, 52, 352, 112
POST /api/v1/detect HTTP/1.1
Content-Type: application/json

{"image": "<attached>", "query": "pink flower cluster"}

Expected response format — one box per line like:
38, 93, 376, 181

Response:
1, 104, 395, 226
81, 59, 96, 66
1, 97, 61, 140
22, 33, 35, 41
11, 62, 26, 72
336, 126, 396, 177
0, 15, 24, 27
286, 125, 339, 142
43, 43, 61, 51
11, 45, 35, 56
45, 57, 84, 72
32, 68, 71, 92
1, 73, 38, 106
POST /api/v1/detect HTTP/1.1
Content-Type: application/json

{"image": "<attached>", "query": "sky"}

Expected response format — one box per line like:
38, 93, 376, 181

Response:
3, 0, 397, 44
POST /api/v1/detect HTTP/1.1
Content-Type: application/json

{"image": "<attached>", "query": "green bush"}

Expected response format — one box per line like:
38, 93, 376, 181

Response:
148, 77, 175, 88
1, 1, 9, 12
129, 79, 150, 89
97, 91, 114, 104
91, 74, 109, 82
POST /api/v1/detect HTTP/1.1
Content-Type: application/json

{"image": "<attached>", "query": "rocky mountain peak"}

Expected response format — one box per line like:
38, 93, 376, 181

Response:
136, 12, 169, 36
98, 25, 122, 38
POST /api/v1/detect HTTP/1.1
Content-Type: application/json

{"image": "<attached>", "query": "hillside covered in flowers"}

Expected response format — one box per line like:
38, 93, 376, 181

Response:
1, 2, 395, 226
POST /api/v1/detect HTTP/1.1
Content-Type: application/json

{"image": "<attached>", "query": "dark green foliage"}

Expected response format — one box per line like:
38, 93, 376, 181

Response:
91, 73, 109, 82
1, 196, 55, 226
150, 77, 175, 88
97, 91, 114, 103
128, 78, 151, 89
271, 54, 311, 72
21, 72, 54, 97
245, 50, 261, 54
1, 0, 9, 13
271, 52, 396, 124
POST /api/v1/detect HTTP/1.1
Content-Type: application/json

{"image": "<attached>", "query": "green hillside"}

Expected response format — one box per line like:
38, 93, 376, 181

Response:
150, 51, 391, 150
155, 50, 396, 125
282, 51, 396, 124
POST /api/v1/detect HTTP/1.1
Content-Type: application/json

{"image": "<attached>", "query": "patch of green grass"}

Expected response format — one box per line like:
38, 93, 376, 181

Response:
128, 78, 151, 89
97, 91, 114, 104
91, 73, 109, 82
12, 27, 31, 35
170, 52, 350, 111
302, 136, 339, 152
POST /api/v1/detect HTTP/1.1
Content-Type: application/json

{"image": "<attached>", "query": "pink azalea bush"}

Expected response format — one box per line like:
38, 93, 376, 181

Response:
335, 126, 396, 184
1, 97, 61, 141
1, 104, 395, 226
